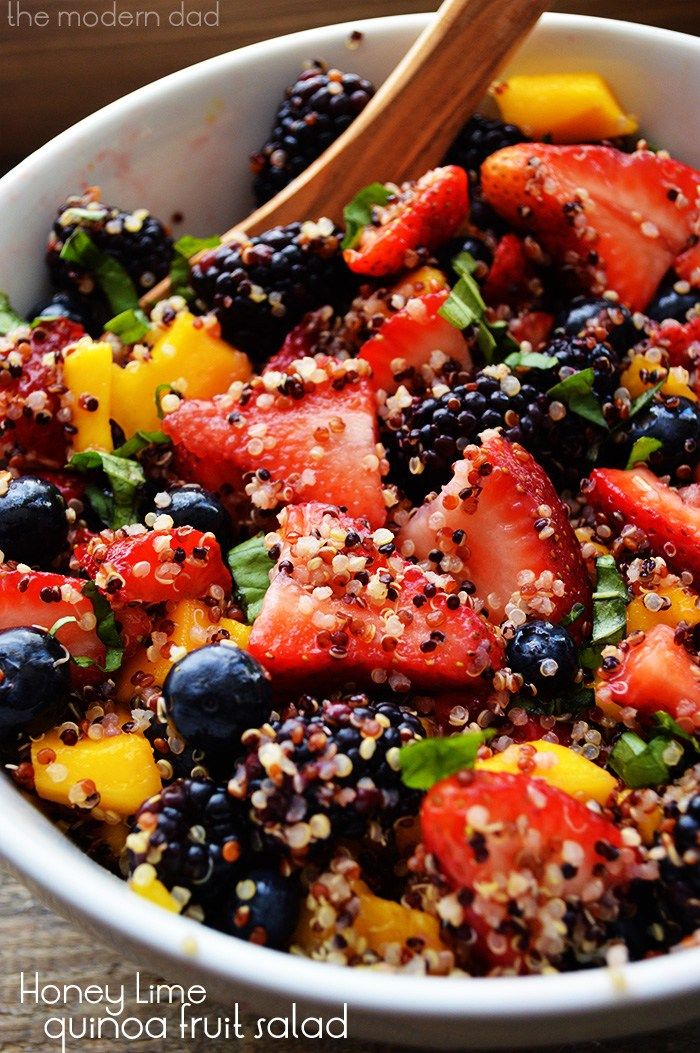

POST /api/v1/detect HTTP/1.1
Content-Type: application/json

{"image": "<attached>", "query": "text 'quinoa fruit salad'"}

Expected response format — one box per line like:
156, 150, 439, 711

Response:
2, 64, 700, 977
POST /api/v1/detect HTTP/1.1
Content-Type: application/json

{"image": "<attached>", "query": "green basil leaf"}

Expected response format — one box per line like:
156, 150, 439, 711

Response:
628, 380, 665, 421
80, 581, 124, 673
505, 351, 558, 370
68, 449, 145, 529
341, 183, 392, 251
104, 307, 150, 345
451, 250, 480, 278
227, 534, 274, 623
517, 683, 595, 718
654, 711, 700, 752
561, 602, 585, 627
60, 229, 138, 314
547, 368, 609, 429
399, 730, 494, 790
0, 291, 24, 336
113, 429, 169, 460
609, 731, 678, 788
580, 555, 629, 669
626, 436, 663, 469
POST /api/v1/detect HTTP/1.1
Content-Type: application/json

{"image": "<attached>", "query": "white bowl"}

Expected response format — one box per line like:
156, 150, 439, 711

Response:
1, 13, 700, 1049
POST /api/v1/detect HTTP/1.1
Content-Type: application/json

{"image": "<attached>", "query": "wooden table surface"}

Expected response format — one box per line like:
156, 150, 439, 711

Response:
2, 1, 700, 1049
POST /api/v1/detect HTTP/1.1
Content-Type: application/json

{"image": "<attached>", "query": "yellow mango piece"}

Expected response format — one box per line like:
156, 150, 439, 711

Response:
493, 73, 638, 143
116, 599, 251, 701
620, 353, 696, 402
616, 789, 663, 845
477, 739, 616, 805
110, 311, 251, 436
32, 727, 161, 817
627, 581, 700, 635
130, 867, 181, 913
391, 266, 449, 298
63, 341, 114, 452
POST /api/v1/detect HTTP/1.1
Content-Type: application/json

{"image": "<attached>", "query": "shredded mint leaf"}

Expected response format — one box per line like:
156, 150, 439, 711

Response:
626, 436, 663, 469
80, 581, 124, 673
547, 368, 608, 429
439, 272, 518, 364
168, 234, 221, 300
451, 249, 480, 278
227, 535, 274, 623
47, 615, 78, 637
505, 350, 558, 370
518, 683, 595, 718
561, 602, 585, 627
580, 555, 629, 669
628, 380, 665, 421
113, 429, 169, 460
60, 229, 138, 314
0, 291, 24, 336
654, 711, 700, 752
104, 307, 150, 345
341, 183, 393, 251
399, 730, 494, 790
609, 731, 673, 788
66, 430, 169, 529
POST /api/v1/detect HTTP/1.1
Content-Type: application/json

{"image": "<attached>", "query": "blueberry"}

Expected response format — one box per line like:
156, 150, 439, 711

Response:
164, 644, 272, 759
147, 485, 231, 549
0, 476, 67, 567
0, 627, 70, 737
647, 276, 700, 323
29, 291, 96, 334
217, 865, 299, 948
626, 396, 700, 477
506, 620, 579, 699
554, 297, 637, 353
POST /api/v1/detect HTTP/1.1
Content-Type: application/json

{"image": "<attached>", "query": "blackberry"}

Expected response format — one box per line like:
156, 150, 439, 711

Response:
190, 221, 348, 363
655, 766, 700, 939
231, 695, 425, 859
536, 334, 622, 398
624, 395, 700, 479
127, 778, 248, 917
443, 114, 528, 181
251, 64, 375, 206
144, 708, 212, 785
46, 190, 173, 300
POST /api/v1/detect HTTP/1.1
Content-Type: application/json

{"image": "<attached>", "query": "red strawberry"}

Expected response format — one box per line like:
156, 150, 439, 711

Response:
164, 358, 387, 527
115, 603, 153, 658
247, 503, 503, 691
0, 570, 106, 674
481, 144, 700, 311
74, 526, 230, 606
588, 466, 700, 579
263, 308, 334, 373
422, 769, 635, 972
508, 310, 555, 349
343, 166, 469, 277
399, 434, 591, 632
649, 316, 700, 369
675, 239, 700, 287
597, 623, 700, 727
0, 318, 83, 466
358, 290, 472, 393
33, 469, 87, 506
483, 233, 534, 308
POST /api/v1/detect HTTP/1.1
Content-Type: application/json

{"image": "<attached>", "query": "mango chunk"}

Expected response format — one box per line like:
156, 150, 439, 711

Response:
627, 581, 700, 635
492, 73, 638, 144
621, 352, 696, 402
63, 340, 114, 452
110, 311, 251, 436
477, 739, 616, 805
130, 866, 181, 913
32, 726, 161, 817
116, 598, 251, 701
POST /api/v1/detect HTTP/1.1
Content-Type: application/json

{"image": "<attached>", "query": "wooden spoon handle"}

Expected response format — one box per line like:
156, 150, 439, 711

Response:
142, 0, 546, 310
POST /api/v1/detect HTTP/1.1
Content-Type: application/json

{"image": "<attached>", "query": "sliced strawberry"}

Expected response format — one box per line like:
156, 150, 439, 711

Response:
675, 240, 700, 287
263, 308, 333, 373
399, 434, 591, 633
598, 623, 700, 726
422, 769, 634, 972
247, 503, 503, 692
0, 570, 106, 674
649, 316, 700, 369
508, 310, 555, 349
344, 167, 469, 277
74, 526, 230, 606
164, 358, 386, 527
0, 318, 83, 466
115, 603, 153, 658
358, 290, 472, 393
481, 144, 700, 311
33, 469, 87, 506
588, 466, 700, 579
483, 233, 534, 308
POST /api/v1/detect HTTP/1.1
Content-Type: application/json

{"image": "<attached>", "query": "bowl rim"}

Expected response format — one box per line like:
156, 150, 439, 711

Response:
2, 8, 700, 1029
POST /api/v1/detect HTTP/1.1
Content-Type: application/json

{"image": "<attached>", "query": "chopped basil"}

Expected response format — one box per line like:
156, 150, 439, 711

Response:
78, 582, 124, 673
505, 350, 558, 370
626, 436, 663, 470
399, 729, 494, 790
561, 602, 585, 627
654, 711, 700, 753
518, 683, 595, 718
104, 307, 150, 345
113, 429, 169, 460
547, 368, 608, 429
609, 731, 674, 788
628, 380, 665, 421
0, 290, 24, 336
341, 182, 392, 251
168, 233, 222, 300
579, 555, 629, 670
59, 229, 138, 314
451, 249, 480, 278
47, 615, 79, 638
438, 270, 519, 364
67, 431, 168, 529
227, 534, 274, 623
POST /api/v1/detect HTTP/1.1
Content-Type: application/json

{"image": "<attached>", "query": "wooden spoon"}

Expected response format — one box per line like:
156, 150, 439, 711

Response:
141, 0, 547, 309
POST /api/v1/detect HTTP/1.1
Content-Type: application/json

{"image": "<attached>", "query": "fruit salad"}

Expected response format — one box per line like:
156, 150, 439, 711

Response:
1, 66, 700, 977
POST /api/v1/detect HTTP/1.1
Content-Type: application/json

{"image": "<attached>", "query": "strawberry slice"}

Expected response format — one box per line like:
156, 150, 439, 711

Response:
343, 166, 469, 277
482, 233, 534, 309
247, 503, 503, 691
588, 466, 700, 579
399, 434, 591, 632
0, 318, 83, 466
164, 357, 387, 528
481, 144, 700, 311
74, 526, 230, 606
675, 240, 700, 287
649, 316, 700, 369
597, 623, 700, 726
358, 290, 472, 393
508, 310, 555, 349
422, 769, 635, 972
0, 570, 106, 674
263, 308, 334, 373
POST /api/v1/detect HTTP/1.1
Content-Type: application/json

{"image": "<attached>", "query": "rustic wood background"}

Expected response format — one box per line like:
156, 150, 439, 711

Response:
1, 1, 700, 1049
